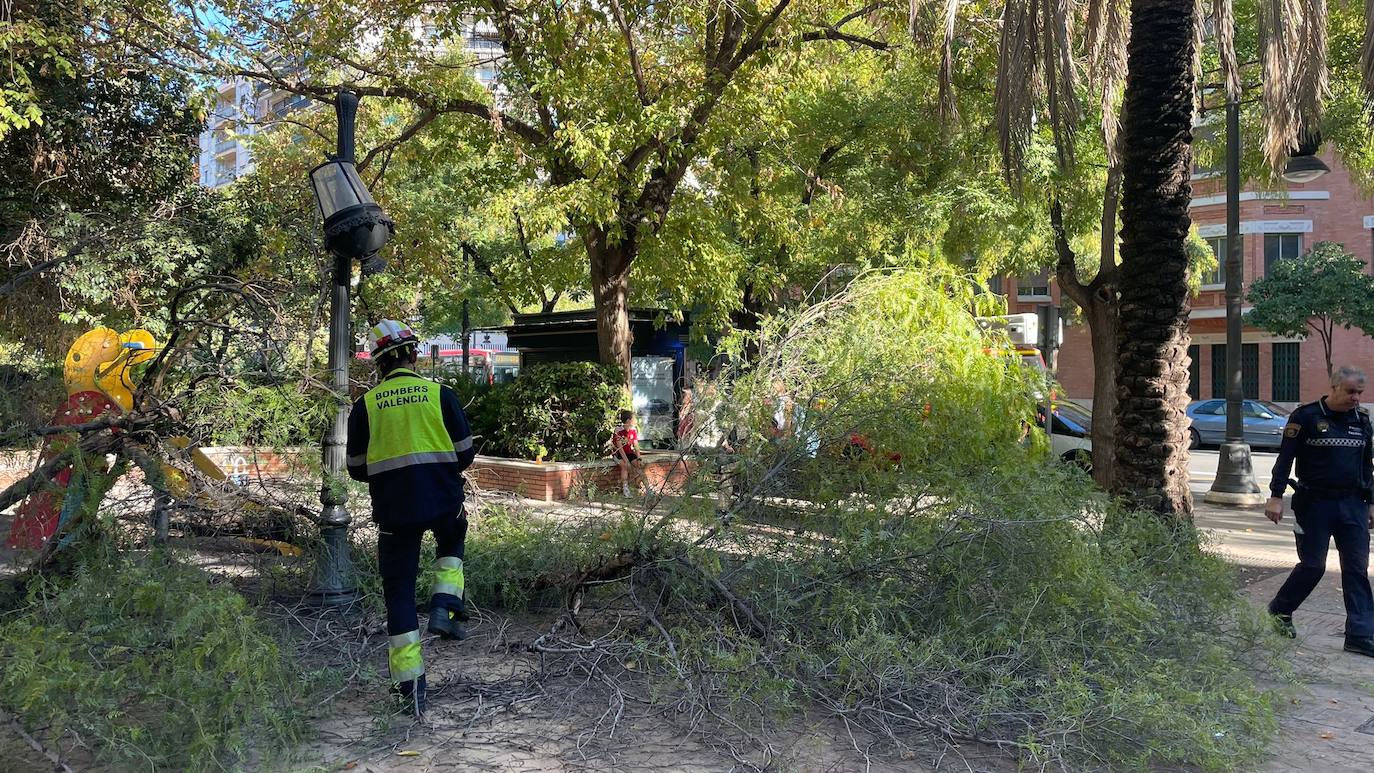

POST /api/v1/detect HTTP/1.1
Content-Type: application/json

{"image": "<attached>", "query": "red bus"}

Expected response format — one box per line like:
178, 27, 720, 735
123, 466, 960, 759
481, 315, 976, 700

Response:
356, 347, 519, 384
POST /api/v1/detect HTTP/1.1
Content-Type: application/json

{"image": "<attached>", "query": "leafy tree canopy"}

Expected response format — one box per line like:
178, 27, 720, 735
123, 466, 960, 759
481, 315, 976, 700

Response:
1246, 241, 1374, 372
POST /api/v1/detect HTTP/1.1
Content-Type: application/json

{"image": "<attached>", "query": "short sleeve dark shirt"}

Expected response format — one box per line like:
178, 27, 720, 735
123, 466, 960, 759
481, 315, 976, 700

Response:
1269, 398, 1374, 502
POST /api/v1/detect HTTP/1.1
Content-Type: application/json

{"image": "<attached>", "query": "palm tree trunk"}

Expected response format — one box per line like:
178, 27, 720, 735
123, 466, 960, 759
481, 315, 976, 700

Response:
1111, 0, 1199, 518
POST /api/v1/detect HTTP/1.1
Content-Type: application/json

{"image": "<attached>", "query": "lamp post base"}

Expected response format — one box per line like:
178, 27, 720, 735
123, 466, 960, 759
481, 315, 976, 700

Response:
308, 523, 361, 607
1202, 440, 1267, 506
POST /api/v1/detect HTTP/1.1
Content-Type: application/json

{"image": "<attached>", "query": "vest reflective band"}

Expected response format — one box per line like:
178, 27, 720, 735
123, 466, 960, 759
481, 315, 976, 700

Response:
361, 370, 455, 476
388, 629, 424, 682
433, 556, 464, 597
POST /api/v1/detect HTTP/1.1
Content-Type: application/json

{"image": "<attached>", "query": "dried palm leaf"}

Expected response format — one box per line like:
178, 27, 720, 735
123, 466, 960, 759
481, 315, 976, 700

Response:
996, 0, 1042, 183
1085, 0, 1129, 165
939, 0, 961, 123
1212, 0, 1241, 101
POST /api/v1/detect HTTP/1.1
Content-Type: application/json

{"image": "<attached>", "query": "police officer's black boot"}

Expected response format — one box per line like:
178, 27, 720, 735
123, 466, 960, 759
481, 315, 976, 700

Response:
1345, 636, 1374, 658
391, 675, 427, 717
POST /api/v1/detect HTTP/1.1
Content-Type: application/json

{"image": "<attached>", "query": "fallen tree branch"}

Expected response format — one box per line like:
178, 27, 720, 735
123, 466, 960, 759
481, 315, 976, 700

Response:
673, 555, 770, 641
0, 433, 121, 515
1, 708, 76, 773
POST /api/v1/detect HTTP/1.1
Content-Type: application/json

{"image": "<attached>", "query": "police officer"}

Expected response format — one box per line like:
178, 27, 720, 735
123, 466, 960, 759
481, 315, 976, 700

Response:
346, 320, 476, 715
1265, 365, 1374, 658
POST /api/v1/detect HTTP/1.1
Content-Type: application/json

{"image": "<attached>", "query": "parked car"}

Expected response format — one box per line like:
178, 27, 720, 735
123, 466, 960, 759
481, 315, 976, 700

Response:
1040, 401, 1093, 471
1185, 399, 1290, 449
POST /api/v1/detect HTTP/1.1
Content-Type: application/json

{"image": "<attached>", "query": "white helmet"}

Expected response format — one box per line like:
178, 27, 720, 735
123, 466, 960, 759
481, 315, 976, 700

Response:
369, 319, 419, 358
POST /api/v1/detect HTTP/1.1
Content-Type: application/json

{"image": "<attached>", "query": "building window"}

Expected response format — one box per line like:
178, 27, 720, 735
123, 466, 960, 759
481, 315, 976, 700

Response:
1264, 233, 1302, 276
1211, 343, 1259, 399
1187, 344, 1201, 400
1242, 343, 1259, 399
986, 276, 1004, 295
1017, 270, 1050, 299
1272, 342, 1301, 402
1201, 235, 1234, 287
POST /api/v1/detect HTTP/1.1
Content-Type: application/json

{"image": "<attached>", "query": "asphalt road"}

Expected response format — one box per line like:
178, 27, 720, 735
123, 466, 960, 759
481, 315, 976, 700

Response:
1188, 447, 1279, 498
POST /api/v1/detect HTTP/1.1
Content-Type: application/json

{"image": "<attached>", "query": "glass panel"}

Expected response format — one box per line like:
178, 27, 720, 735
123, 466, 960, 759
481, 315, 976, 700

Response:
1211, 344, 1227, 398
1202, 236, 1232, 285
1242, 343, 1259, 399
310, 161, 376, 219
1265, 233, 1304, 276
631, 356, 676, 449
1272, 342, 1300, 402
1018, 270, 1050, 298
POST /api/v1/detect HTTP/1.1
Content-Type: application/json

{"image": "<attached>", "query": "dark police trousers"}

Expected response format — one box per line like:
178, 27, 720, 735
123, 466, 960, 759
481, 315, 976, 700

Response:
1269, 491, 1374, 638
378, 510, 467, 638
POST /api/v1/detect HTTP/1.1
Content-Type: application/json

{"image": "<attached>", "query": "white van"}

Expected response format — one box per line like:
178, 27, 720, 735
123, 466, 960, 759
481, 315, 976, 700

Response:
1042, 401, 1093, 471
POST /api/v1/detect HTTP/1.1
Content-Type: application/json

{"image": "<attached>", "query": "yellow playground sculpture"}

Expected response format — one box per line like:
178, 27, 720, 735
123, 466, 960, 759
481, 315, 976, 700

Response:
6, 327, 241, 549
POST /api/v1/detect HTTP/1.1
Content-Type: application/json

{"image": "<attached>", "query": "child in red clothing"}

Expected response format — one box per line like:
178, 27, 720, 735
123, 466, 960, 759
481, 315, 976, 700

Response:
612, 409, 644, 496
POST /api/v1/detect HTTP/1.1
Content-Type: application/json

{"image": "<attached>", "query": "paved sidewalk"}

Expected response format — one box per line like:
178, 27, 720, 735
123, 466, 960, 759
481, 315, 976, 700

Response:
1193, 501, 1374, 769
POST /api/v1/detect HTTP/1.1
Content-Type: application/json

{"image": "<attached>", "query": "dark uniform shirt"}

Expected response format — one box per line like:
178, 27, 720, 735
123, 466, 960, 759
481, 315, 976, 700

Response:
1270, 398, 1374, 502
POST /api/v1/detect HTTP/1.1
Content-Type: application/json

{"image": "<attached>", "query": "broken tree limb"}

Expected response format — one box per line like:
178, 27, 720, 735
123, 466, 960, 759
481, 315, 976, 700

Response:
673, 554, 771, 642
0, 432, 121, 515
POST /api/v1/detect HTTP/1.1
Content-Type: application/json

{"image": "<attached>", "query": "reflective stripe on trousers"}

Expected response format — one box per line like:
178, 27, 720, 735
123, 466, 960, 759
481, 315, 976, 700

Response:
433, 556, 464, 597
388, 629, 424, 682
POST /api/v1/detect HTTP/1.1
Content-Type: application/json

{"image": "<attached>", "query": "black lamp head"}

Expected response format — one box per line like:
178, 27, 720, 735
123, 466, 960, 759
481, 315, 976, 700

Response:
310, 158, 394, 264
1282, 130, 1330, 185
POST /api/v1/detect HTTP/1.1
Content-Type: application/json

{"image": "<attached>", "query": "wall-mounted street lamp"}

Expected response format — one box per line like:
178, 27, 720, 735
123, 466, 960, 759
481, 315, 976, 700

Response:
307, 90, 394, 605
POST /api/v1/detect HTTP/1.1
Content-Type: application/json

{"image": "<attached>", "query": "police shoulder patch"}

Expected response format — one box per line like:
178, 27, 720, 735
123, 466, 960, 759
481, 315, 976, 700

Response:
1284, 423, 1301, 438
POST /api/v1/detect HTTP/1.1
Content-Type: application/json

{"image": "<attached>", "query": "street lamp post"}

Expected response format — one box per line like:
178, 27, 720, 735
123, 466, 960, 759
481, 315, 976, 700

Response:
1203, 93, 1328, 506
307, 90, 395, 604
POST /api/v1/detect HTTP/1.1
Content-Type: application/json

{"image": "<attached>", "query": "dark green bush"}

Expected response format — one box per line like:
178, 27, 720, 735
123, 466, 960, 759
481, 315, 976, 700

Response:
444, 376, 509, 455
0, 552, 306, 771
493, 361, 625, 461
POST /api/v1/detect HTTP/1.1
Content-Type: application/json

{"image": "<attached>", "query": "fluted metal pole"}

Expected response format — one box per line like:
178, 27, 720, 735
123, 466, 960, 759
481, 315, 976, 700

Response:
310, 91, 362, 604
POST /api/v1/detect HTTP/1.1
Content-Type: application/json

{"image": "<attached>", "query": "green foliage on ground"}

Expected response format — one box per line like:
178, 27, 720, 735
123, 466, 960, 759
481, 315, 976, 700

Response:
0, 551, 306, 772
489, 361, 626, 461
466, 269, 1281, 769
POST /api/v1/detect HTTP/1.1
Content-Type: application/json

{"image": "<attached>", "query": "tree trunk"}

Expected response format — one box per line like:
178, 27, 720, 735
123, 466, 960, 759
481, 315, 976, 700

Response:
1111, 0, 1199, 518
586, 227, 635, 382
1081, 295, 1120, 488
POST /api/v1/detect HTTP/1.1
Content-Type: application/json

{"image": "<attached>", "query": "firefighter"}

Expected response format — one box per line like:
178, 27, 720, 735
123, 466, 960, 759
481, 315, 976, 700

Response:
346, 320, 477, 715
1265, 365, 1374, 658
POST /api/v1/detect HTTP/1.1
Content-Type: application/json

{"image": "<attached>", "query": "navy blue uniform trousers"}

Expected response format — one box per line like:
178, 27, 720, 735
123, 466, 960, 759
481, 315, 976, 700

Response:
1270, 493, 1374, 638
378, 511, 467, 636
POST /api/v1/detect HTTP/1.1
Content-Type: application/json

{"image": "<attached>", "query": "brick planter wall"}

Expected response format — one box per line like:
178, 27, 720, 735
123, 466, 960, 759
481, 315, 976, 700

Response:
0, 445, 695, 504
470, 452, 698, 502
0, 446, 312, 491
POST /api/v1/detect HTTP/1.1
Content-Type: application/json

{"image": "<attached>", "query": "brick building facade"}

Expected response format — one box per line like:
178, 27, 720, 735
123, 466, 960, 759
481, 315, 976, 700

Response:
1007, 150, 1374, 410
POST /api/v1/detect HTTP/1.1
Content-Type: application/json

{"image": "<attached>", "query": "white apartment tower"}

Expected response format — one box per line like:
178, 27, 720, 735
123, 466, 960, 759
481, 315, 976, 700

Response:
198, 21, 501, 189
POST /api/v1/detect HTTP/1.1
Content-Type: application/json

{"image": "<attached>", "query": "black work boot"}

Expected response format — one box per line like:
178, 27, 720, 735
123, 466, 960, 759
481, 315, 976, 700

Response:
1270, 612, 1297, 639
427, 605, 467, 640
1344, 636, 1374, 658
391, 675, 427, 717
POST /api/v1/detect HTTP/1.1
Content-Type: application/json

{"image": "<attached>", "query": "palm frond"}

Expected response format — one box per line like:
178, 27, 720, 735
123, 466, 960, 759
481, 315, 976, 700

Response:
1258, 0, 1326, 173
996, 0, 1041, 184
1084, 0, 1128, 164
939, 0, 962, 123
1212, 0, 1241, 101
995, 0, 1081, 183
